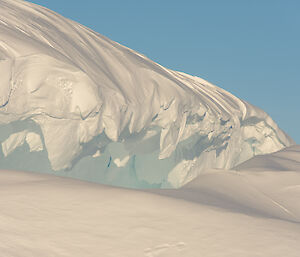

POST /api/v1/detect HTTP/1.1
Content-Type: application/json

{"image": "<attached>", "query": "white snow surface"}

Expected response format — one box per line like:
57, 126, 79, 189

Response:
235, 145, 300, 171
1, 146, 300, 256
0, 0, 295, 188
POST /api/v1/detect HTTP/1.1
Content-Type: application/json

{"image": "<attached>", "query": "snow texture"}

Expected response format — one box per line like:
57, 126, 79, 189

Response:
1, 145, 300, 256
0, 0, 295, 188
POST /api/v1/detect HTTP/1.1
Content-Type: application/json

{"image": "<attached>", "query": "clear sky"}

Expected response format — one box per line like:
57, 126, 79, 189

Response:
29, 0, 300, 143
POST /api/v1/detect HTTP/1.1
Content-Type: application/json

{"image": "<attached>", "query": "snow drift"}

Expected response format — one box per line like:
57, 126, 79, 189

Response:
235, 145, 300, 171
1, 167, 300, 257
0, 0, 294, 188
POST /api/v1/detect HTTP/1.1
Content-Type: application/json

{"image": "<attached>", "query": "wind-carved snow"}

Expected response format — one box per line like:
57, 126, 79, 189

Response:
0, 0, 295, 188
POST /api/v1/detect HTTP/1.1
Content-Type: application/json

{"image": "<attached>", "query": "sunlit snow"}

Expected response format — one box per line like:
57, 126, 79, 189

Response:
1, 147, 300, 256
0, 0, 294, 188
0, 1, 299, 256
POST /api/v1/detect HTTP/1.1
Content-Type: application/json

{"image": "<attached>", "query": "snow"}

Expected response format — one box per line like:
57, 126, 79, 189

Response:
0, 0, 295, 189
2, 131, 27, 157
2, 130, 43, 157
235, 145, 300, 171
0, 1, 299, 255
1, 145, 300, 256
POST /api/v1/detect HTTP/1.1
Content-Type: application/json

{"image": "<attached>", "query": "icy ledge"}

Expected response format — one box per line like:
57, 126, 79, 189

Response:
0, 0, 294, 188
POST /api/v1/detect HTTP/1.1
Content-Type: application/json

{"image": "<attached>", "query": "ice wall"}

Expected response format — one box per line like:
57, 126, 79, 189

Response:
0, 0, 294, 188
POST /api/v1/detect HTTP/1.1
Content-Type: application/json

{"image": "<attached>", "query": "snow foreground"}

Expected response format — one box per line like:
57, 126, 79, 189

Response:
0, 0, 294, 188
3, 148, 300, 256
1, 162, 300, 256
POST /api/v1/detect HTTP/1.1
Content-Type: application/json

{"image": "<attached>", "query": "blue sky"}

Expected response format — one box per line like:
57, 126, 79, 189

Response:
29, 0, 300, 143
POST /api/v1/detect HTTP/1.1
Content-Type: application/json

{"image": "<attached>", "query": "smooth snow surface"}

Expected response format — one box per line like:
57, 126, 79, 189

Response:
235, 145, 300, 171
1, 166, 300, 257
0, 0, 295, 188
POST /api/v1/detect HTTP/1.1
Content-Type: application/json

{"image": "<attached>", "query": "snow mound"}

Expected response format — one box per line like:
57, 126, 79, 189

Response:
1, 168, 300, 257
0, 0, 294, 188
235, 145, 300, 171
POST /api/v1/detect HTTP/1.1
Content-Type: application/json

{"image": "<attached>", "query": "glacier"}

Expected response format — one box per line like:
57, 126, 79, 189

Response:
0, 0, 295, 188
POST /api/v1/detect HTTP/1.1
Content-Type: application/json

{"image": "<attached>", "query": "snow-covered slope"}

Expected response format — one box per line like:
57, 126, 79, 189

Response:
235, 145, 300, 171
1, 168, 300, 257
0, 0, 294, 188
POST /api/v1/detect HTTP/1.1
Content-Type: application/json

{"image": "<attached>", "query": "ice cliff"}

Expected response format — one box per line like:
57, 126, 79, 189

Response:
0, 0, 294, 188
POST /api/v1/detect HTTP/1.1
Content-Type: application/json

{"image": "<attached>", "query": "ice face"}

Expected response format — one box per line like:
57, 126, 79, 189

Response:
0, 0, 294, 188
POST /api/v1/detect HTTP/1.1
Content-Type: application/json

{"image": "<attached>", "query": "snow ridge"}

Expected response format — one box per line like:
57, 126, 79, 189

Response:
0, 0, 294, 188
